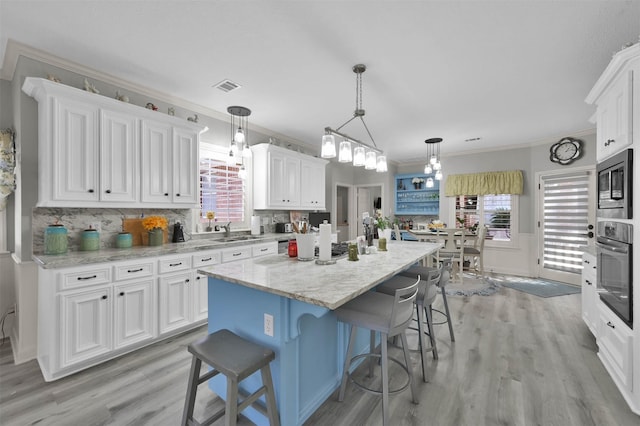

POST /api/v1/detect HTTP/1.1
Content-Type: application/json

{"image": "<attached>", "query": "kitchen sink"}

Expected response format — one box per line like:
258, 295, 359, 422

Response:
216, 235, 260, 242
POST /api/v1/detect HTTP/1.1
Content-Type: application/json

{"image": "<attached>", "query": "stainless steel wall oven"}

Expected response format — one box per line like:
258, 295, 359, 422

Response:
597, 148, 633, 219
596, 221, 633, 329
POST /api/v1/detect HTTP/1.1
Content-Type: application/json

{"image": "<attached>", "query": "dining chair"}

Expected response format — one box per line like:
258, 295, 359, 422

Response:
463, 225, 487, 277
393, 224, 403, 241
433, 228, 465, 284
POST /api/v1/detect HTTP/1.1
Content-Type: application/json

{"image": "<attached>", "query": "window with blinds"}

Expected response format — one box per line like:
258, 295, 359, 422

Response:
455, 194, 513, 241
199, 156, 245, 224
541, 172, 590, 274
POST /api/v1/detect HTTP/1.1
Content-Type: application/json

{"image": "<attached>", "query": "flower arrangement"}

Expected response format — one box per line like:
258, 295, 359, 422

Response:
142, 215, 168, 231
205, 211, 215, 231
411, 177, 425, 184
374, 209, 391, 230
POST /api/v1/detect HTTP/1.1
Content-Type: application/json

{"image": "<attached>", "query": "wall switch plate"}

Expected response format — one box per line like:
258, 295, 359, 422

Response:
264, 313, 274, 337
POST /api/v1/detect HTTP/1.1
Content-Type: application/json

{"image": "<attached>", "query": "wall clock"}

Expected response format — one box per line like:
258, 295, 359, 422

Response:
549, 137, 582, 165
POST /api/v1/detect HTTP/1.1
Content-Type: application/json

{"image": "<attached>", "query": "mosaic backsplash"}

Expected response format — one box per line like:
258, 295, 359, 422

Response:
32, 208, 192, 253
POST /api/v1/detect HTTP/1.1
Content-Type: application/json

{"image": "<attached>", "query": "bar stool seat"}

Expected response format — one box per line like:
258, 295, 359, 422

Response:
182, 329, 280, 426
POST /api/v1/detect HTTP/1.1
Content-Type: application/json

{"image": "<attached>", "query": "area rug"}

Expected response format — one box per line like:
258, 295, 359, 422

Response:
486, 275, 581, 298
445, 273, 502, 296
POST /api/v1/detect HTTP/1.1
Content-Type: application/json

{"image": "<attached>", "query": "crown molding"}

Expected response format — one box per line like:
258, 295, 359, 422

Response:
585, 42, 639, 105
0, 39, 307, 149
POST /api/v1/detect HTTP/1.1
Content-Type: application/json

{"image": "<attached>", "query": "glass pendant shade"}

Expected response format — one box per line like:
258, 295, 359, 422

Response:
426, 177, 434, 188
376, 155, 387, 172
338, 140, 352, 162
435, 170, 443, 180
353, 146, 366, 166
238, 164, 247, 180
365, 151, 377, 170
227, 150, 236, 165
424, 164, 433, 174
234, 127, 245, 143
230, 141, 239, 156
242, 144, 252, 158
321, 134, 336, 158
433, 161, 441, 171
429, 154, 438, 165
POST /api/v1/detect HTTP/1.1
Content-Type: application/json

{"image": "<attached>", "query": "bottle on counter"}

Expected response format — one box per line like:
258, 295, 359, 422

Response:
288, 240, 298, 258
44, 223, 68, 255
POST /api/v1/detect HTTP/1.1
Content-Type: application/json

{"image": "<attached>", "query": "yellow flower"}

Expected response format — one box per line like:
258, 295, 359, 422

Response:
142, 216, 168, 231
206, 211, 215, 220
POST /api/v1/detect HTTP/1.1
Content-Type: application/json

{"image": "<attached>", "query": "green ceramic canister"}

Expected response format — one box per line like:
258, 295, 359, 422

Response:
81, 228, 100, 251
116, 232, 133, 248
44, 224, 68, 255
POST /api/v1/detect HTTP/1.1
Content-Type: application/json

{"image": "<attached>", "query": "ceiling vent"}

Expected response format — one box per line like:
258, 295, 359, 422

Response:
213, 79, 241, 93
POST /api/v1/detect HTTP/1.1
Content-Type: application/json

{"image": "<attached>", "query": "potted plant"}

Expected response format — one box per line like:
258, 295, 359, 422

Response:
374, 210, 392, 241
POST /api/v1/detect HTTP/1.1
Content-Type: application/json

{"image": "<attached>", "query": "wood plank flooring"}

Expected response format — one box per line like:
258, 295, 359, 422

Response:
1, 282, 639, 425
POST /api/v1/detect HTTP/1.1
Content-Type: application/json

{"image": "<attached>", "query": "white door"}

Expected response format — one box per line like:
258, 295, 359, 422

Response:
537, 168, 596, 284
141, 119, 172, 203
158, 272, 192, 334
60, 287, 112, 368
100, 109, 138, 203
113, 279, 155, 349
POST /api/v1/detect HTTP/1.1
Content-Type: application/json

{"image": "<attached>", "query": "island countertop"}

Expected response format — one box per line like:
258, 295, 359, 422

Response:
198, 241, 440, 310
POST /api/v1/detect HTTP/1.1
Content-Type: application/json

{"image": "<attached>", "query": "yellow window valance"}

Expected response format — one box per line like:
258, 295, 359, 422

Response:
444, 170, 523, 196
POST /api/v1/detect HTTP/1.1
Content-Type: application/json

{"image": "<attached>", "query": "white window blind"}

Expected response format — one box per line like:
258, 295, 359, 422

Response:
199, 156, 245, 224
455, 194, 513, 241
541, 172, 590, 274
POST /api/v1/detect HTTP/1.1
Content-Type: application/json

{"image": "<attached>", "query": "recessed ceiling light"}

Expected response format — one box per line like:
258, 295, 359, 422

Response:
213, 79, 241, 93
464, 137, 481, 142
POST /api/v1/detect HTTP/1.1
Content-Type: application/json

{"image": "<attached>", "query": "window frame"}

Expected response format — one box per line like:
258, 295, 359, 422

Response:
195, 142, 252, 233
449, 194, 519, 248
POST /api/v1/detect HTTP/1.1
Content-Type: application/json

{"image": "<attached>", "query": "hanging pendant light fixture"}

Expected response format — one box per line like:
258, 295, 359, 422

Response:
424, 138, 443, 179
322, 64, 387, 172
228, 106, 251, 178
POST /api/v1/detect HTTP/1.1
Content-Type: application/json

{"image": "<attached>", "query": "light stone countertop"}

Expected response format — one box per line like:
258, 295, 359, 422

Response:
33, 233, 294, 269
198, 241, 441, 310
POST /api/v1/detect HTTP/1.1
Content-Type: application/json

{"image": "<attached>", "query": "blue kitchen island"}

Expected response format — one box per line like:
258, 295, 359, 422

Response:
198, 241, 440, 426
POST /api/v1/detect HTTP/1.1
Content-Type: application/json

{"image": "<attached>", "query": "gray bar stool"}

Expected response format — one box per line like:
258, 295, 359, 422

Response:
336, 277, 420, 426
181, 329, 280, 426
376, 265, 441, 382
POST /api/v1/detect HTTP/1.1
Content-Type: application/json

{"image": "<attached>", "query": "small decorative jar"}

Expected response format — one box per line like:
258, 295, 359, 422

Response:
288, 240, 298, 258
80, 228, 100, 251
348, 243, 359, 261
116, 232, 133, 249
378, 237, 387, 252
148, 228, 164, 246
44, 224, 68, 255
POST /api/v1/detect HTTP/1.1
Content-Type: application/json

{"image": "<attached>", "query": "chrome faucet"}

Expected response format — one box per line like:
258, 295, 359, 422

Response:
222, 222, 231, 237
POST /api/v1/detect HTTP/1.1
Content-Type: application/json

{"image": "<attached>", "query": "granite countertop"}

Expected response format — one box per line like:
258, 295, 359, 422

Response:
33, 233, 294, 269
198, 241, 441, 310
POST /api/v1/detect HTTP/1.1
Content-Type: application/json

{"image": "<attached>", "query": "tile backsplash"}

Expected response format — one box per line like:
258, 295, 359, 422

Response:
32, 207, 191, 253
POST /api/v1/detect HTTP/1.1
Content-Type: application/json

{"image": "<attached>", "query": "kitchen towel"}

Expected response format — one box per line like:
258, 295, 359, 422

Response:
251, 216, 261, 235
319, 221, 332, 261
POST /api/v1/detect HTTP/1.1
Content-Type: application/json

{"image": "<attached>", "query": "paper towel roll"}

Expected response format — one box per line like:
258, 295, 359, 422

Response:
251, 216, 261, 235
319, 221, 332, 261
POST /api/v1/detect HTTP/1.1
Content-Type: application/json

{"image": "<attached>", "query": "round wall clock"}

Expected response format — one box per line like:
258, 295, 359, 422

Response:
549, 137, 582, 165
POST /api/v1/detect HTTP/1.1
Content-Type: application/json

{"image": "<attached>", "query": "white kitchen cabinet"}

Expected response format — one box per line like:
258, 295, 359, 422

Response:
113, 279, 155, 349
22, 77, 205, 208
221, 245, 253, 263
60, 286, 112, 369
581, 252, 598, 336
158, 271, 193, 334
252, 143, 327, 210
597, 302, 634, 393
192, 273, 209, 323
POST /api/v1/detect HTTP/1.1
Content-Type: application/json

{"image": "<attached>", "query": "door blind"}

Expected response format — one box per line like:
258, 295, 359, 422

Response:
541, 172, 590, 274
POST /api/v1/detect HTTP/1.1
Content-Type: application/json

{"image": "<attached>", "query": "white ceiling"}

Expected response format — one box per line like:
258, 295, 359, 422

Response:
1, 1, 639, 163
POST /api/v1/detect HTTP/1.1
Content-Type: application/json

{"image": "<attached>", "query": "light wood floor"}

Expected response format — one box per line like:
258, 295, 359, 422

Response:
1, 284, 639, 426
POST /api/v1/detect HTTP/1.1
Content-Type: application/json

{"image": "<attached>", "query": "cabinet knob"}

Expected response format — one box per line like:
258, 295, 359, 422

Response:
101, 295, 108, 300
119, 292, 125, 296
164, 193, 169, 196
106, 189, 111, 194
185, 278, 190, 283
88, 189, 94, 193
176, 193, 180, 197
586, 279, 592, 286
196, 276, 201, 280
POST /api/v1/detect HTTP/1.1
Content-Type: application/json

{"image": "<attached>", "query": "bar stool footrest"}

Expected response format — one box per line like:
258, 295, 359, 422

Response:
348, 353, 411, 396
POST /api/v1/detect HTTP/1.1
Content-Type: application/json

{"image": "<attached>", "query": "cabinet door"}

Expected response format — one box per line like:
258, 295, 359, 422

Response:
581, 255, 598, 336
52, 96, 100, 202
113, 279, 155, 349
597, 70, 633, 161
60, 287, 112, 368
172, 127, 199, 205
141, 119, 173, 203
192, 274, 209, 323
100, 109, 138, 203
158, 272, 192, 334
300, 159, 326, 209
268, 151, 288, 207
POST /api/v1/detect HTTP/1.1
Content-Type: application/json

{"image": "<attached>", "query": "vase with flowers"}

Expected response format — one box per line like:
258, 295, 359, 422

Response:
374, 209, 392, 241
412, 177, 425, 190
142, 215, 168, 246
205, 211, 215, 232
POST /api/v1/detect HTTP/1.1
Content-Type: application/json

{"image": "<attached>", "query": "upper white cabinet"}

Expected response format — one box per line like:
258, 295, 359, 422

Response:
252, 143, 327, 210
586, 44, 639, 161
22, 77, 205, 208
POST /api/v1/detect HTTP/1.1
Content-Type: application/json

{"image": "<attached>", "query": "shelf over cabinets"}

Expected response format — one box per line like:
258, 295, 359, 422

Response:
252, 143, 328, 210
394, 173, 440, 216
22, 77, 205, 208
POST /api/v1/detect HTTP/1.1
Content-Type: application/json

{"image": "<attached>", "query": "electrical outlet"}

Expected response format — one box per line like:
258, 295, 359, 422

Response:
264, 313, 274, 337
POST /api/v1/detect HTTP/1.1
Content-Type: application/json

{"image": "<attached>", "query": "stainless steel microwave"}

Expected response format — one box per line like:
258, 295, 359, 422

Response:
597, 148, 633, 219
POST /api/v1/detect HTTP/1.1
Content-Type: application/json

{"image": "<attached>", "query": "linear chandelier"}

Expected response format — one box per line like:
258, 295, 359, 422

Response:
321, 64, 387, 173
227, 106, 252, 179
423, 137, 443, 187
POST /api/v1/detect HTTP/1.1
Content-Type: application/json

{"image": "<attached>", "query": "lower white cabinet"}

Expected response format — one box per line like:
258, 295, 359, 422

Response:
581, 252, 598, 336
113, 279, 155, 349
158, 270, 195, 334
193, 273, 210, 323
597, 302, 634, 392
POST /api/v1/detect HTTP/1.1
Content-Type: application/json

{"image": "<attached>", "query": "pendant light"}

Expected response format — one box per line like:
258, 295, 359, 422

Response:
322, 64, 387, 172
424, 138, 443, 178
228, 106, 251, 160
